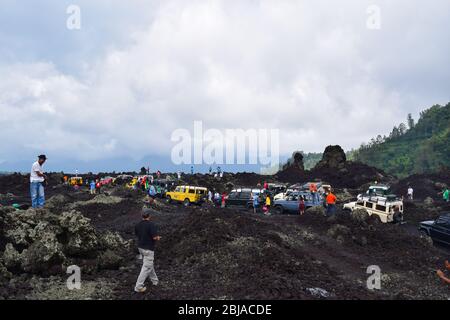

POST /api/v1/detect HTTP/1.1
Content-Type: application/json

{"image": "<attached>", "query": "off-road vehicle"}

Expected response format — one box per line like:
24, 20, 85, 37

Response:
165, 185, 208, 206
419, 213, 450, 246
273, 191, 322, 214
343, 196, 404, 223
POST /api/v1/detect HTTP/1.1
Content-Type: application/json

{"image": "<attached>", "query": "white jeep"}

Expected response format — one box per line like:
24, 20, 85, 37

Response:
343, 197, 404, 223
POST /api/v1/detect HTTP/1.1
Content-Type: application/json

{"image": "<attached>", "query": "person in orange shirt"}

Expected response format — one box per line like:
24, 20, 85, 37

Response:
326, 191, 337, 216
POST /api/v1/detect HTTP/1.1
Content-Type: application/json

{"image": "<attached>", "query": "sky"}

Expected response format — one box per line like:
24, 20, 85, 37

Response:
0, 0, 449, 173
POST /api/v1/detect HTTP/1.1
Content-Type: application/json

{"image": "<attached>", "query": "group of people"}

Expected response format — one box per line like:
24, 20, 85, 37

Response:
406, 186, 449, 202
89, 179, 102, 194
250, 192, 272, 215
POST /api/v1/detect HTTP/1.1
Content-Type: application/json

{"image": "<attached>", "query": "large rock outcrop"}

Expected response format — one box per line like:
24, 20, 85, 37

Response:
0, 207, 130, 275
282, 151, 305, 171
315, 145, 347, 170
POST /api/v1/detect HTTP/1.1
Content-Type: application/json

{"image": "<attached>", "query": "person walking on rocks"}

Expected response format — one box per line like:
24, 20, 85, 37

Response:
30, 155, 47, 208
134, 208, 161, 293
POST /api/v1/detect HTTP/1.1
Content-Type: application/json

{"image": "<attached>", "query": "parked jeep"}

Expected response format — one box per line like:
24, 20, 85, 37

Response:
226, 188, 263, 208
419, 213, 450, 246
165, 185, 208, 206
343, 197, 403, 223
357, 185, 392, 202
273, 191, 321, 214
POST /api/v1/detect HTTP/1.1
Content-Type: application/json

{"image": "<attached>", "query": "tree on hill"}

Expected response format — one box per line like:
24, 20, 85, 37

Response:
353, 102, 450, 177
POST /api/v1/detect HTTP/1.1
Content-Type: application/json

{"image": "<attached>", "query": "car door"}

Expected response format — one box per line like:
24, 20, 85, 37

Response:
177, 186, 186, 202
282, 195, 295, 212
430, 217, 450, 245
239, 192, 251, 206
226, 192, 239, 206
301, 193, 313, 207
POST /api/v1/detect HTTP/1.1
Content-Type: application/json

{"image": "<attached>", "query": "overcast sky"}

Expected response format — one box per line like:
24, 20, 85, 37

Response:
0, 0, 449, 173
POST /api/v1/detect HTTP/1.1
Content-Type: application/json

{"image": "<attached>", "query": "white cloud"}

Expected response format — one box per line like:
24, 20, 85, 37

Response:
0, 0, 449, 169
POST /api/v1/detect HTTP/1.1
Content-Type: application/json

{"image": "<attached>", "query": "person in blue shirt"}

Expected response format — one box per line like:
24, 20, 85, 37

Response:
252, 193, 259, 214
148, 185, 157, 203
89, 180, 96, 195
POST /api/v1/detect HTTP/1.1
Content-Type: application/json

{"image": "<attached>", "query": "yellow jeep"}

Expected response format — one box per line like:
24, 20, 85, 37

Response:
127, 177, 138, 189
165, 186, 208, 206
69, 177, 83, 186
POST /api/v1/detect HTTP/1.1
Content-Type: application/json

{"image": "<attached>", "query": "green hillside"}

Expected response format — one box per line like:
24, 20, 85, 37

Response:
353, 102, 450, 178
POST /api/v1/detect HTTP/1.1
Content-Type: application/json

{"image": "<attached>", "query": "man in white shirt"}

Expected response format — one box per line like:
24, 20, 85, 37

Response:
407, 186, 414, 200
30, 155, 47, 208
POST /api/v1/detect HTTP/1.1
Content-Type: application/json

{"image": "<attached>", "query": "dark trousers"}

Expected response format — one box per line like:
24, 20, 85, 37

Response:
326, 204, 336, 216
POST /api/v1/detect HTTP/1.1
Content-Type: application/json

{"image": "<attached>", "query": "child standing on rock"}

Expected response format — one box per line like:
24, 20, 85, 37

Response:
298, 196, 305, 216
264, 194, 271, 215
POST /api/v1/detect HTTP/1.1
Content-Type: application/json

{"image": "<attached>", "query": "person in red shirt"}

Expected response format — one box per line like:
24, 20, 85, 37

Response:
326, 191, 337, 216
263, 181, 269, 190
95, 179, 101, 194
298, 196, 305, 216
221, 192, 227, 208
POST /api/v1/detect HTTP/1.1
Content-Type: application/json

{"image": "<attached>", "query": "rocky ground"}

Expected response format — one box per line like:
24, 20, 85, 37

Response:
1, 146, 449, 300
0, 175, 449, 300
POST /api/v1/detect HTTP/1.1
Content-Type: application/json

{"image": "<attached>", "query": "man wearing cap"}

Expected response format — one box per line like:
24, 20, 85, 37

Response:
134, 208, 161, 293
30, 155, 47, 208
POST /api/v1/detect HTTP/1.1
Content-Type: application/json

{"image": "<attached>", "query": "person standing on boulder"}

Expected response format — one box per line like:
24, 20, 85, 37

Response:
407, 186, 414, 200
326, 190, 337, 216
30, 155, 47, 208
134, 208, 161, 293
